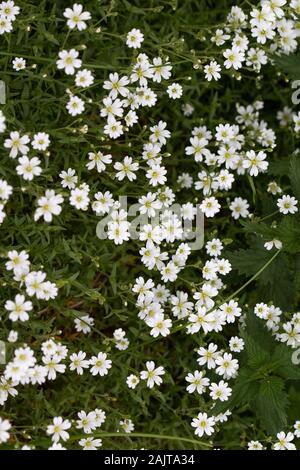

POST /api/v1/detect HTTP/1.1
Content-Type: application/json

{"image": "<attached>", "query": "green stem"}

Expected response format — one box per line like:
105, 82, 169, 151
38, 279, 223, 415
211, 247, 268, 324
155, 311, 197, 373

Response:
226, 249, 282, 302
69, 431, 212, 448
258, 210, 279, 222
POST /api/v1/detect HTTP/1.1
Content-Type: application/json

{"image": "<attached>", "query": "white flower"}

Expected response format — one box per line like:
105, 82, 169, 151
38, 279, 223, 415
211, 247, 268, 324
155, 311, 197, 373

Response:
126, 28, 144, 49
66, 95, 85, 116
0, 179, 13, 200
79, 437, 102, 450
6, 249, 29, 274
12, 57, 26, 71
43, 356, 66, 380
223, 46, 245, 70
75, 69, 94, 87
0, 17, 13, 35
160, 261, 179, 283
0, 110, 6, 133
56, 49, 82, 75
104, 118, 123, 139
277, 195, 298, 215
294, 420, 300, 438
92, 191, 114, 215
103, 73, 129, 100
5, 294, 32, 322
248, 440, 264, 450
34, 190, 63, 222
16, 155, 42, 181
191, 412, 215, 437
197, 343, 219, 369
138, 192, 162, 217
0, 1, 20, 21
171, 291, 193, 319
209, 380, 232, 401
0, 417, 11, 443
264, 239, 282, 250
243, 150, 268, 176
63, 3, 91, 31
206, 238, 223, 257
48, 442, 66, 450
31, 132, 50, 151
119, 418, 135, 433
74, 315, 94, 334
146, 165, 167, 186
140, 361, 165, 388
149, 120, 170, 145
69, 351, 89, 375
4, 131, 30, 159
229, 336, 244, 353
76, 410, 97, 434
126, 374, 140, 389
147, 313, 172, 337
215, 352, 239, 379
204, 61, 221, 81
188, 307, 215, 334
152, 57, 172, 82
274, 431, 296, 450
69, 186, 90, 211
167, 82, 183, 99
185, 136, 210, 162
219, 300, 241, 323
89, 352, 112, 376
229, 197, 249, 219
185, 370, 210, 395
59, 168, 77, 189
87, 151, 112, 173
7, 330, 18, 343
200, 197, 220, 217
47, 417, 71, 443
267, 181, 282, 195
114, 156, 139, 181
100, 97, 124, 120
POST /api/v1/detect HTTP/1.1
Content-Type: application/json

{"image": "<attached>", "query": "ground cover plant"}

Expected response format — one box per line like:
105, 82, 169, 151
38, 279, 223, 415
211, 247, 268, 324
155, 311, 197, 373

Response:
0, 0, 300, 451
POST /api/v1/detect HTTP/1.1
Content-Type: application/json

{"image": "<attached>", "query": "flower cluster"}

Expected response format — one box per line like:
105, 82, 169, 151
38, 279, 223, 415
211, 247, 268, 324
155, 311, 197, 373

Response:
0, 0, 300, 452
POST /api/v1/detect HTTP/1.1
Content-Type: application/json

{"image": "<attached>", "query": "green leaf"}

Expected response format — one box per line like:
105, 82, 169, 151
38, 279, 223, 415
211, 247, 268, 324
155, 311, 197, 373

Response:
255, 376, 289, 434
272, 344, 300, 380
242, 332, 271, 369
272, 53, 300, 80
289, 154, 300, 202
211, 368, 259, 415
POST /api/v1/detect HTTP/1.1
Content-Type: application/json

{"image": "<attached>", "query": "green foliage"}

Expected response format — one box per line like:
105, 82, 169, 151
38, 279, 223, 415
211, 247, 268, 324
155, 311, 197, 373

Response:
213, 314, 299, 435
0, 0, 299, 451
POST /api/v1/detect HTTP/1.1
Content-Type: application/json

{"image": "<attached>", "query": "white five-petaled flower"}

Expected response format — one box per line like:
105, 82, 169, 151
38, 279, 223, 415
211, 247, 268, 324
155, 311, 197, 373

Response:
89, 352, 112, 376
126, 28, 144, 49
191, 412, 215, 437
277, 195, 298, 215
47, 417, 71, 443
185, 370, 210, 395
34, 190, 64, 222
273, 431, 296, 450
56, 49, 82, 75
4, 131, 30, 159
114, 156, 139, 181
63, 3, 91, 31
140, 361, 165, 388
16, 155, 42, 181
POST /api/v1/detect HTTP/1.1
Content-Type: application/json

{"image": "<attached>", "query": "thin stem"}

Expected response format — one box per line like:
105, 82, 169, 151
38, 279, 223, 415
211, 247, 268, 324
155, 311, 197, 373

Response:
69, 431, 212, 448
226, 249, 282, 302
